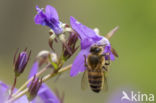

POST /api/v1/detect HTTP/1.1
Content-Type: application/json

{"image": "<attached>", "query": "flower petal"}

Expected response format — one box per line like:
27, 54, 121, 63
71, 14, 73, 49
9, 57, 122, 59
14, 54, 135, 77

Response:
38, 84, 60, 103
34, 14, 46, 25
0, 81, 8, 90
45, 5, 59, 21
28, 61, 39, 79
110, 52, 115, 61
15, 95, 29, 103
70, 16, 101, 41
34, 6, 47, 25
104, 45, 110, 53
0, 81, 8, 103
80, 38, 94, 49
104, 45, 115, 61
70, 47, 90, 77
28, 61, 39, 87
0, 81, 29, 103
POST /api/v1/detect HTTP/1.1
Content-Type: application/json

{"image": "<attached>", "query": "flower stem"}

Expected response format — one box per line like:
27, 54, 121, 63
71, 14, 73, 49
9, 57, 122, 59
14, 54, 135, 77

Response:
8, 64, 72, 103
9, 76, 17, 99
8, 88, 28, 103
12, 64, 50, 97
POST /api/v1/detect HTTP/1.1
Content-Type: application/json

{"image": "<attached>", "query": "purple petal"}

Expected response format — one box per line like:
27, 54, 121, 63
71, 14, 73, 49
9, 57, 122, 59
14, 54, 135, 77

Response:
104, 45, 110, 53
70, 47, 90, 77
15, 95, 29, 103
104, 45, 115, 61
70, 16, 102, 49
28, 61, 39, 79
18, 52, 28, 72
45, 5, 59, 21
0, 81, 8, 90
70, 16, 101, 41
0, 81, 29, 103
80, 38, 94, 49
34, 6, 47, 25
36, 5, 41, 12
34, 14, 46, 25
28, 61, 39, 87
0, 81, 8, 103
38, 84, 60, 103
110, 52, 115, 61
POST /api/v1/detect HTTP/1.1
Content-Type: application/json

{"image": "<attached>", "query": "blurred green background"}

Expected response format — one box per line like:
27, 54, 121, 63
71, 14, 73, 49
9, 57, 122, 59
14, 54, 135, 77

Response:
0, 0, 156, 103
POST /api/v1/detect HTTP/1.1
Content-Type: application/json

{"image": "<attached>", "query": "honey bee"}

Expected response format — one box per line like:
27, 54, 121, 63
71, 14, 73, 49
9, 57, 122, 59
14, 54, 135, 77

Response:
82, 45, 111, 93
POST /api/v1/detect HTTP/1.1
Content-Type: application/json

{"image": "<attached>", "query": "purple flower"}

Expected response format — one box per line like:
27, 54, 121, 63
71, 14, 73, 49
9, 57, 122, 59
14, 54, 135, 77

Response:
0, 61, 63, 103
34, 5, 63, 35
0, 81, 29, 103
70, 16, 115, 77
37, 84, 61, 103
28, 61, 39, 82
14, 48, 31, 77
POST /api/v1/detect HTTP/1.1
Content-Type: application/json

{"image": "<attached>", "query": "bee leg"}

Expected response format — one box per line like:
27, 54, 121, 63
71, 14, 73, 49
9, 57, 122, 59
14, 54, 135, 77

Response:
83, 55, 88, 67
105, 57, 110, 65
105, 60, 110, 65
102, 66, 108, 71
100, 53, 106, 57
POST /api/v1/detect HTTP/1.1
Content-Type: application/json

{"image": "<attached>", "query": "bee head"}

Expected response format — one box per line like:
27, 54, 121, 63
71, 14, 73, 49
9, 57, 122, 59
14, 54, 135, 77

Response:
90, 45, 103, 54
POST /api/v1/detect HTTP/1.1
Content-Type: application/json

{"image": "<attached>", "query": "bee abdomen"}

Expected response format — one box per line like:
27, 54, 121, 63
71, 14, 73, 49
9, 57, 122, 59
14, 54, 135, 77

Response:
88, 73, 103, 93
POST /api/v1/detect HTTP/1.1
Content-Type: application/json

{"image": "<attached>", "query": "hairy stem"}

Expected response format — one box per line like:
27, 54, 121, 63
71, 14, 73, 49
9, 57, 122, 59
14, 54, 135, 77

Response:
8, 64, 72, 103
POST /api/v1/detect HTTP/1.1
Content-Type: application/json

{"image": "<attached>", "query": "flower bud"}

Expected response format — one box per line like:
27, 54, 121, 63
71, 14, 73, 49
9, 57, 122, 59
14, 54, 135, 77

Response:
13, 48, 31, 77
50, 52, 58, 63
36, 50, 58, 67
36, 50, 50, 67
63, 32, 79, 60
27, 75, 42, 101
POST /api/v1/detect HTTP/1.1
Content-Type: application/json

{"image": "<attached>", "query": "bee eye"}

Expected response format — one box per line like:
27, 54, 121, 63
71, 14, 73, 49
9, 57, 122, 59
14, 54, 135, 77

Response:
90, 47, 95, 52
95, 48, 101, 53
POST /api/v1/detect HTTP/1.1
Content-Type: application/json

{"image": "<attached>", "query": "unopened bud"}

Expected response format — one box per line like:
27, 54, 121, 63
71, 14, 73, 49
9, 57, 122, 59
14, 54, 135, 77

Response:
36, 50, 58, 67
27, 75, 42, 101
36, 50, 50, 67
63, 33, 79, 60
50, 52, 58, 63
14, 48, 31, 77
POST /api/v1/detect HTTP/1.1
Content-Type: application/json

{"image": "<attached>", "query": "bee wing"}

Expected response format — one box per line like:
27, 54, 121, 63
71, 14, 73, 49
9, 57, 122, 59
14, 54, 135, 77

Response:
102, 71, 108, 92
104, 71, 108, 91
81, 70, 89, 90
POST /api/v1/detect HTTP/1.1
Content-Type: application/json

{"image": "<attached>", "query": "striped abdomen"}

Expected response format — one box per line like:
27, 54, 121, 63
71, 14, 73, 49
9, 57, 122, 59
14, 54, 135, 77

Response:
88, 69, 104, 93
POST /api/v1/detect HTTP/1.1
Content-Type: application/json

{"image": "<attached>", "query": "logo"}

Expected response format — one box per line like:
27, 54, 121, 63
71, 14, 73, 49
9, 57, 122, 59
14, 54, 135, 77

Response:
121, 91, 154, 102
